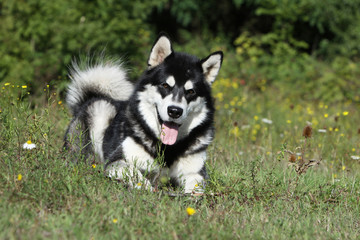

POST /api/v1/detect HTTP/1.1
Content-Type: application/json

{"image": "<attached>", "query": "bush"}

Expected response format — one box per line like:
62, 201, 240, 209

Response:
0, 0, 165, 94
231, 30, 360, 103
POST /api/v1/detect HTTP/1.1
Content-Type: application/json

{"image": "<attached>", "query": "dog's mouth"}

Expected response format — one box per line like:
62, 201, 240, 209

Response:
161, 121, 180, 145
157, 110, 181, 145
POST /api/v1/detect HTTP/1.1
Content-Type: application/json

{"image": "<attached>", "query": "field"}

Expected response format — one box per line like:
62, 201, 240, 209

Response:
1, 75, 360, 239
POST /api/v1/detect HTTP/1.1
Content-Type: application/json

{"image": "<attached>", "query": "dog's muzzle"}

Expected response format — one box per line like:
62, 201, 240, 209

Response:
167, 106, 183, 119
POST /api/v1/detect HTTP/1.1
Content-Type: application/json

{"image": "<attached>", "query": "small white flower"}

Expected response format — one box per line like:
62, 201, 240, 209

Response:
135, 182, 142, 189
318, 129, 327, 133
351, 156, 360, 160
261, 118, 273, 124
23, 140, 36, 150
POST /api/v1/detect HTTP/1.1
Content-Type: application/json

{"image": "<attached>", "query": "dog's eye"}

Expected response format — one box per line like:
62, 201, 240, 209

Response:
186, 89, 195, 95
162, 83, 170, 89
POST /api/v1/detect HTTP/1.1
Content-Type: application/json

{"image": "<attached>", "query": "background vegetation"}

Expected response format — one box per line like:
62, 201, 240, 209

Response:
1, 0, 360, 239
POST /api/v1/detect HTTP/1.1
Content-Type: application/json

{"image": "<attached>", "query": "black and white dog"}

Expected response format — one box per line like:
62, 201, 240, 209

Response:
64, 34, 223, 193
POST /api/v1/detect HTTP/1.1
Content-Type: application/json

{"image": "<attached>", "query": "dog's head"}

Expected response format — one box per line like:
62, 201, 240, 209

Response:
135, 33, 223, 145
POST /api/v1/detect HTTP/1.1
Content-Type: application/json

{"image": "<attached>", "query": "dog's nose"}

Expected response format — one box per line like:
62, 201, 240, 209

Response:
168, 106, 183, 119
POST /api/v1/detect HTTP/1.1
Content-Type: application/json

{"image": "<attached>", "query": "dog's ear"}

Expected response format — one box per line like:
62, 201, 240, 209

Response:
200, 51, 223, 84
148, 33, 173, 68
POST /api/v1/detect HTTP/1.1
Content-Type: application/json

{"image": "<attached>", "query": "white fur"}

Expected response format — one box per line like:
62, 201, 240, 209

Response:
169, 151, 207, 193
166, 76, 176, 87
183, 97, 208, 132
87, 100, 117, 162
148, 36, 172, 68
137, 85, 163, 137
106, 137, 156, 190
67, 61, 133, 112
157, 94, 188, 125
201, 54, 222, 84
184, 80, 193, 90
106, 160, 153, 190
177, 97, 208, 140
122, 137, 155, 172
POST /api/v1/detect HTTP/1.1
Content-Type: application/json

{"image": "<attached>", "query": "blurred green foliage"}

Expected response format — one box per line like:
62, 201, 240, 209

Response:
1, 0, 360, 102
0, 0, 165, 93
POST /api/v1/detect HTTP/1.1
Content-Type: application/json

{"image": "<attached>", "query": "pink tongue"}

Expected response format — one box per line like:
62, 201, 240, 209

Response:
161, 122, 179, 145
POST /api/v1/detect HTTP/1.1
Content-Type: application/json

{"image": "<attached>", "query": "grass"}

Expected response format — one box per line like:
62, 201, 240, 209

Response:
1, 80, 360, 239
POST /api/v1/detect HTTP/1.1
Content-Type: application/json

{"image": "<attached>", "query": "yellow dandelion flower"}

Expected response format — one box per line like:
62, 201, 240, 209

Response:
113, 218, 118, 223
343, 111, 349, 116
186, 207, 196, 216
215, 92, 223, 101
17, 174, 22, 181
58, 101, 62, 105
22, 85, 27, 89
287, 120, 292, 124
92, 164, 96, 168
254, 115, 259, 121
230, 126, 240, 137
5, 83, 10, 86
342, 166, 346, 171
324, 113, 328, 118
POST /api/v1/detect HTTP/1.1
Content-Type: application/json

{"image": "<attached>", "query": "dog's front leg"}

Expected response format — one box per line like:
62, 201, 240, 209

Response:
105, 160, 153, 190
169, 151, 208, 194
105, 137, 158, 190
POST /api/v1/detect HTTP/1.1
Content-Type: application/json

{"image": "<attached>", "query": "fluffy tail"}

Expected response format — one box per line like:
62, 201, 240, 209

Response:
66, 59, 134, 114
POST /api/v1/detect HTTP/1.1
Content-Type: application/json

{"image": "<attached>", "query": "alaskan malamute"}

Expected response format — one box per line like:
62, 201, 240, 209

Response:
64, 33, 223, 193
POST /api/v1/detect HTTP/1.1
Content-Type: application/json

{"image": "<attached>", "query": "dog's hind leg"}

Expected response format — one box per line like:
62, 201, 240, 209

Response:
64, 118, 94, 163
